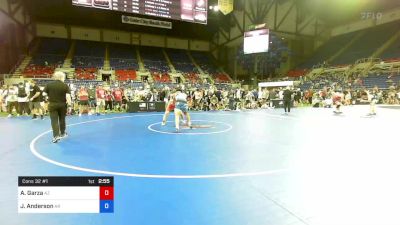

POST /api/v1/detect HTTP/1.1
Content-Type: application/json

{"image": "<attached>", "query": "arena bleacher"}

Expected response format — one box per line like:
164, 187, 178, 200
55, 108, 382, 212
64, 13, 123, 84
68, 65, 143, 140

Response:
166, 49, 201, 83
13, 35, 235, 85
191, 51, 219, 74
290, 21, 400, 91
139, 46, 170, 73
12, 21, 399, 90
381, 35, 400, 61
331, 22, 398, 65
23, 38, 70, 78
72, 41, 105, 68
109, 44, 138, 81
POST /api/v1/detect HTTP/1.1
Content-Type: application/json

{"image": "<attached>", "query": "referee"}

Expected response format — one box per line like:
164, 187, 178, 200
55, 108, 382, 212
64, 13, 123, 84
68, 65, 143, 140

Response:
283, 86, 293, 114
44, 72, 72, 143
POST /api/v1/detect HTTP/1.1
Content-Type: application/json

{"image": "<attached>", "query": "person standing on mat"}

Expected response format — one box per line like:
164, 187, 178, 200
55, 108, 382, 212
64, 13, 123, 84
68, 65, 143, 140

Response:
174, 89, 192, 132
96, 84, 106, 115
17, 82, 30, 116
29, 80, 44, 120
283, 86, 293, 114
332, 90, 343, 114
44, 71, 72, 143
366, 87, 378, 116
161, 91, 176, 126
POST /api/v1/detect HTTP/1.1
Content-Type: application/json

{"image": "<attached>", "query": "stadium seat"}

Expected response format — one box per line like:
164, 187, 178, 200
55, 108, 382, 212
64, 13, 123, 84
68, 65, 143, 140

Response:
22, 38, 69, 78
75, 68, 98, 80
140, 46, 170, 74
72, 41, 105, 68
151, 72, 171, 83
115, 70, 137, 81
109, 44, 139, 70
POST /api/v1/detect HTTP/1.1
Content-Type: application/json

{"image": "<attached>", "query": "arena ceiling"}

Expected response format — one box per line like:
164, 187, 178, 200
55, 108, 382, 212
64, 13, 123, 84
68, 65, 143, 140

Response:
299, 0, 400, 25
25, 0, 400, 41
25, 0, 224, 40
232, 0, 400, 27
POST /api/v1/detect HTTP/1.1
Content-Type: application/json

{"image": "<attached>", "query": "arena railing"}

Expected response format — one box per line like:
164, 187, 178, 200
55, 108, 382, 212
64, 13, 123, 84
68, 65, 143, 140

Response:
311, 64, 325, 69
373, 67, 400, 75
23, 74, 52, 79
1, 74, 11, 79
0, 74, 10, 85
9, 55, 26, 75
355, 58, 381, 64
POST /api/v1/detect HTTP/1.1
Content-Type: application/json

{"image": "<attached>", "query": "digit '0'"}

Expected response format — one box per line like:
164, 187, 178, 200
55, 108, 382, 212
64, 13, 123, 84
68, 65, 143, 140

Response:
105, 203, 109, 209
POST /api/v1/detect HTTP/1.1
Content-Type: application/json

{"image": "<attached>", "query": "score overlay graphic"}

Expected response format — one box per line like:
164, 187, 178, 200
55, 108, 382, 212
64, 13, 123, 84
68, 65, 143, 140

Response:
18, 177, 114, 213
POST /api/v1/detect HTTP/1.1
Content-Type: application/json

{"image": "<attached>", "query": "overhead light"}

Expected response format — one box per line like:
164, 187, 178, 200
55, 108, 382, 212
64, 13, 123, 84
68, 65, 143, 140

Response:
197, 0, 205, 7
209, 6, 213, 10
213, 5, 219, 12
194, 14, 206, 21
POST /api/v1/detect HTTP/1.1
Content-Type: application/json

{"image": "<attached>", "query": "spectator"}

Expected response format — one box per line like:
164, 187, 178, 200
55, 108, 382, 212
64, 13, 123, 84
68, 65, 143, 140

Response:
96, 84, 106, 115
0, 85, 6, 113
17, 82, 30, 116
88, 85, 96, 113
5, 86, 18, 117
105, 90, 114, 112
121, 95, 128, 111
78, 86, 89, 116
29, 80, 44, 120
113, 87, 123, 111
210, 94, 219, 110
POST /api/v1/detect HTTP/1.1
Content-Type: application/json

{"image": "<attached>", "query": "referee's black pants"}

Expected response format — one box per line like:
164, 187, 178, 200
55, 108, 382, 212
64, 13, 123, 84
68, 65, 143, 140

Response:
18, 102, 30, 115
105, 101, 113, 111
283, 100, 291, 113
49, 103, 67, 138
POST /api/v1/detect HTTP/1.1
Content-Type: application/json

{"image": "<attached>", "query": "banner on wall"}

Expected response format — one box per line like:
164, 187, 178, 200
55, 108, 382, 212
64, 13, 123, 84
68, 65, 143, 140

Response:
258, 81, 294, 88
218, 0, 234, 15
121, 15, 172, 29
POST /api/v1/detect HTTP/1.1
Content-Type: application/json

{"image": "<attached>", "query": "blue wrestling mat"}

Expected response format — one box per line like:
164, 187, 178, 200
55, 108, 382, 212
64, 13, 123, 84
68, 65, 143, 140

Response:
1, 106, 400, 225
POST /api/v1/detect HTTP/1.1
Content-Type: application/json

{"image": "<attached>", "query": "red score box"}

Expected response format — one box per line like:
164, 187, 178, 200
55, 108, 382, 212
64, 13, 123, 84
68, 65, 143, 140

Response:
99, 186, 114, 200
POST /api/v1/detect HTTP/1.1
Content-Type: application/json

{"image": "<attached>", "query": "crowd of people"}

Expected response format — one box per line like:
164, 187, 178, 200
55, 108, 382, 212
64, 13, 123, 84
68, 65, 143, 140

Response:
0, 81, 46, 119
1, 78, 400, 119
305, 86, 400, 107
